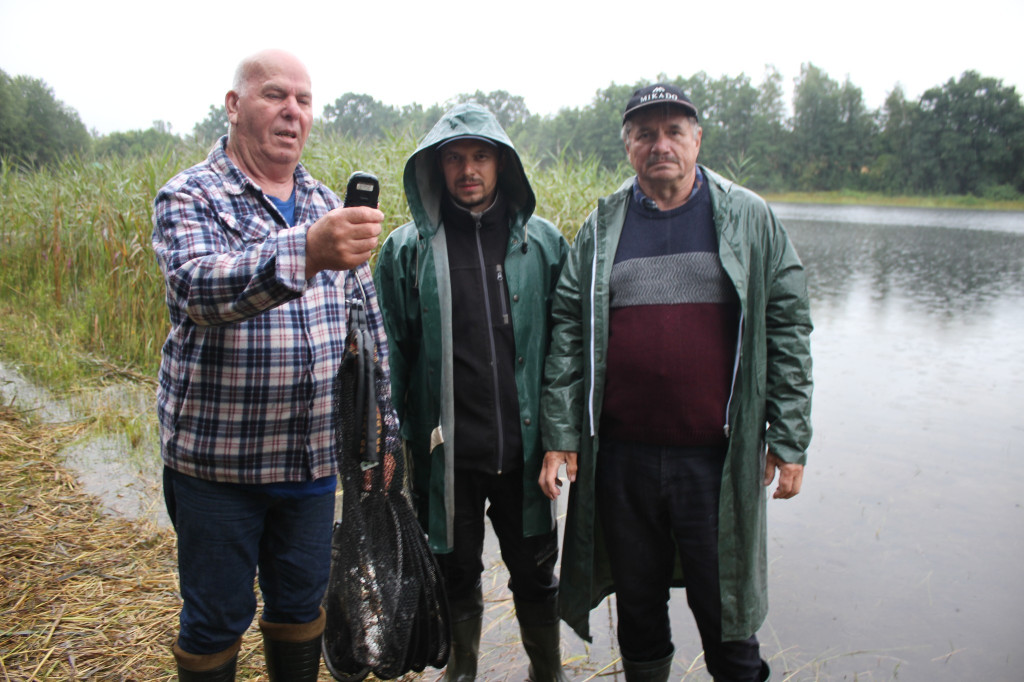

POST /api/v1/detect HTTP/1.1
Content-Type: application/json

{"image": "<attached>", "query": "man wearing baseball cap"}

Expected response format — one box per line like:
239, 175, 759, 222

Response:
375, 103, 570, 681
540, 84, 813, 681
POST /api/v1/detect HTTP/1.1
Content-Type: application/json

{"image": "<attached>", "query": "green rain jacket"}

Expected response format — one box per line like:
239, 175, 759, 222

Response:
374, 103, 569, 553
540, 168, 813, 642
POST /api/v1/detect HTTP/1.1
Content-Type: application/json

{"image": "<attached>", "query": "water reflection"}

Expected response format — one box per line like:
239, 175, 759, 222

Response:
775, 203, 1024, 234
785, 218, 1024, 319
758, 204, 1024, 682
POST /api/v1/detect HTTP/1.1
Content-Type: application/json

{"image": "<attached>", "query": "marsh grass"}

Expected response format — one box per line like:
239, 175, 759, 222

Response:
0, 134, 620, 402
0, 404, 436, 681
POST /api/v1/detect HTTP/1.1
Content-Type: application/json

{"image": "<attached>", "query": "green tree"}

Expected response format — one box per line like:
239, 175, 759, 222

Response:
192, 104, 228, 145
747, 66, 790, 189
695, 72, 758, 173
529, 81, 638, 169
449, 90, 531, 129
789, 63, 875, 190
397, 102, 446, 137
870, 85, 916, 192
322, 93, 402, 139
0, 70, 90, 166
909, 71, 1024, 195
94, 122, 180, 158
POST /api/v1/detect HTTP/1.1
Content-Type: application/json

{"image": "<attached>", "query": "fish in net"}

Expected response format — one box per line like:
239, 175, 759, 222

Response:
322, 298, 450, 681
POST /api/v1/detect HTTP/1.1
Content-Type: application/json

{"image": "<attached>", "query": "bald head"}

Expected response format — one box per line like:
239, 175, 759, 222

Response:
225, 49, 314, 189
232, 49, 310, 98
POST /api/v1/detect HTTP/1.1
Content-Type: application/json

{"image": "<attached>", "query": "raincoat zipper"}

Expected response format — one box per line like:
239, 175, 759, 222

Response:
473, 216, 505, 473
723, 311, 744, 438
495, 264, 510, 324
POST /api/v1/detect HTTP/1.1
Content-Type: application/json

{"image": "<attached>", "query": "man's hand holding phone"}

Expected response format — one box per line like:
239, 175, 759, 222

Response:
306, 172, 383, 277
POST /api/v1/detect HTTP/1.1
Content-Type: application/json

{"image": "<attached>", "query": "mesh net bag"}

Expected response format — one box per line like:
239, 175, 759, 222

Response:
322, 300, 450, 681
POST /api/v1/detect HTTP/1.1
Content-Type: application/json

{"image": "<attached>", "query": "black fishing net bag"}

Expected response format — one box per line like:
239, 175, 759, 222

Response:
322, 298, 450, 681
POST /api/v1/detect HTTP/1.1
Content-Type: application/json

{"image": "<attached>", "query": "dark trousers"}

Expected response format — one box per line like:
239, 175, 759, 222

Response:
434, 469, 559, 620
163, 468, 334, 655
596, 439, 762, 681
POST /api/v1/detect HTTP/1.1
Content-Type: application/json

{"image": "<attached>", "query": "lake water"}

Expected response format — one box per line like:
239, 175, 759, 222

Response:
756, 204, 1024, 682
472, 204, 1024, 681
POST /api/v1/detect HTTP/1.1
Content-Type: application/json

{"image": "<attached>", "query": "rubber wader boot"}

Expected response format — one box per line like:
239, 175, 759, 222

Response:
173, 637, 241, 682
443, 588, 484, 682
259, 607, 326, 682
621, 648, 674, 682
759, 658, 772, 681
514, 597, 569, 682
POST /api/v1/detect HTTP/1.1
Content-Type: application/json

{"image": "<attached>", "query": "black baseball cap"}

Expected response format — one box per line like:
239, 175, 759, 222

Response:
622, 84, 699, 123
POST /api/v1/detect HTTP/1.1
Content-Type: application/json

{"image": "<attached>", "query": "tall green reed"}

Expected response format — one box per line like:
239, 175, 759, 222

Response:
1, 146, 201, 386
0, 134, 624, 389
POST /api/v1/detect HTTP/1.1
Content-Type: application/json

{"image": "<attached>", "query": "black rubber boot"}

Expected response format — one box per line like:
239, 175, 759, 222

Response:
173, 637, 241, 681
514, 598, 569, 682
443, 588, 484, 682
621, 648, 673, 682
259, 607, 326, 682
759, 658, 772, 681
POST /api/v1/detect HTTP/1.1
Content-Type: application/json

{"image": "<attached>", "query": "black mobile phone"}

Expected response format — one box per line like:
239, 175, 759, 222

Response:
343, 171, 380, 208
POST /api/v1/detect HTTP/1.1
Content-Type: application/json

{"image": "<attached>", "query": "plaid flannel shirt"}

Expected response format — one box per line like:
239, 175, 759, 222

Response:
152, 137, 389, 484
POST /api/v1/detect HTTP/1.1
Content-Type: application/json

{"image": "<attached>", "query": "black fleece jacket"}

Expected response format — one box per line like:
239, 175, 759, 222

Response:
441, 191, 523, 474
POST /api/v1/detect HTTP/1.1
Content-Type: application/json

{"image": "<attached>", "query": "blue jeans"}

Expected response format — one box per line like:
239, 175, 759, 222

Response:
596, 439, 762, 681
163, 468, 335, 655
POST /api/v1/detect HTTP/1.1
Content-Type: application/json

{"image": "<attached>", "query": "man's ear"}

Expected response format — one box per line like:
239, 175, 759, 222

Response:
225, 91, 240, 125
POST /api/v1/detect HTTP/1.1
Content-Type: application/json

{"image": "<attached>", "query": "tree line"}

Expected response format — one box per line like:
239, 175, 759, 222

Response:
2, 64, 1022, 198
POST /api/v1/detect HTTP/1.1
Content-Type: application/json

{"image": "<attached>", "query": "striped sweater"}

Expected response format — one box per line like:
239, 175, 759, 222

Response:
601, 177, 739, 447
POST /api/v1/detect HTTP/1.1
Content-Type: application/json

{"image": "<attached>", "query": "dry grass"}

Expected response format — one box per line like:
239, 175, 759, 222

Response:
0, 404, 182, 680
0, 404, 483, 681
0, 405, 394, 682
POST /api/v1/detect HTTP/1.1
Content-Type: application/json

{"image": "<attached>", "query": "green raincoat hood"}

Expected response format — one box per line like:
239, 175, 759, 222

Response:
403, 102, 535, 235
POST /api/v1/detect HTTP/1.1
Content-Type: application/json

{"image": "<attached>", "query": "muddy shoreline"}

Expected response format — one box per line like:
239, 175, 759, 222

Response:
0, 359, 166, 526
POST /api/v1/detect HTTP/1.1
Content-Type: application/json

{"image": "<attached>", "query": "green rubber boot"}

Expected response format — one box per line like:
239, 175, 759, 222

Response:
621, 648, 673, 682
443, 588, 484, 682
515, 597, 569, 682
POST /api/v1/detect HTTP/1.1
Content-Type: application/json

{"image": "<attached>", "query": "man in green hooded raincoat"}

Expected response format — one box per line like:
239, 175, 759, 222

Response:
539, 84, 813, 682
375, 103, 570, 681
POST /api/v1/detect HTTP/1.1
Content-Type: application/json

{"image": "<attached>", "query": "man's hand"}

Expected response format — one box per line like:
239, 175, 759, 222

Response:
763, 450, 804, 499
539, 450, 577, 501
305, 206, 384, 278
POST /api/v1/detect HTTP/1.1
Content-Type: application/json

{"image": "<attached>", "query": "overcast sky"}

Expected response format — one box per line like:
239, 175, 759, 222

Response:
2, 0, 1021, 136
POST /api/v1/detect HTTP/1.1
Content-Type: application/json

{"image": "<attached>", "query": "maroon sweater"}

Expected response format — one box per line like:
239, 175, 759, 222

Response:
601, 179, 739, 447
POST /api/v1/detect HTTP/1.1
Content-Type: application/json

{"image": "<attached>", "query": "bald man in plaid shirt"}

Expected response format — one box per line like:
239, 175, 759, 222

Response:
152, 49, 386, 681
